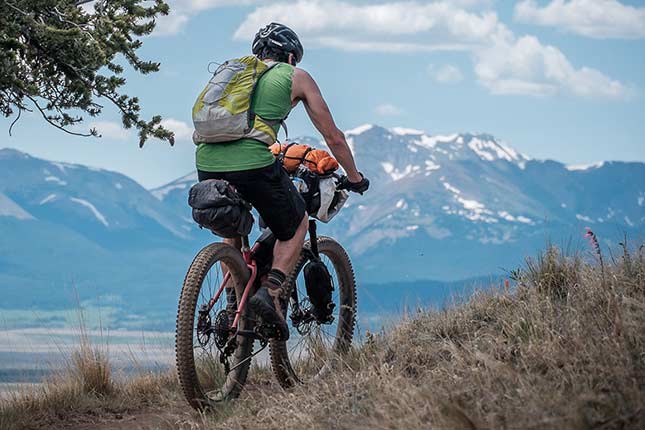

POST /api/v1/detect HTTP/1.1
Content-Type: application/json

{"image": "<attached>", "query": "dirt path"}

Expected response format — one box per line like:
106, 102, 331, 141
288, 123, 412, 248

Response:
67, 407, 200, 430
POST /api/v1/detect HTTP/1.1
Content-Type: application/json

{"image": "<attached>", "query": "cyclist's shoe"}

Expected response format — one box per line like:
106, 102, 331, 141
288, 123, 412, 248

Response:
249, 282, 289, 341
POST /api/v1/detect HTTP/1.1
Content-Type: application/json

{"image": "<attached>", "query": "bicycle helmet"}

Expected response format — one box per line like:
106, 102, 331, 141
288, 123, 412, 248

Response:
252, 22, 304, 64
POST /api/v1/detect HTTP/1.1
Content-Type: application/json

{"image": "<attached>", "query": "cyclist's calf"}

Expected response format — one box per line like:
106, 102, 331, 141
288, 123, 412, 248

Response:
272, 212, 308, 277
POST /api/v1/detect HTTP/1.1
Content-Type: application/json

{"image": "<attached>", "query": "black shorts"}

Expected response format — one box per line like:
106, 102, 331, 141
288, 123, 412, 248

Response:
197, 161, 306, 241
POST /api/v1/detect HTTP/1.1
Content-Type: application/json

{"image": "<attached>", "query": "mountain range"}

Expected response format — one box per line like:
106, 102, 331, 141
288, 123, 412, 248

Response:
1, 125, 643, 329
153, 124, 644, 279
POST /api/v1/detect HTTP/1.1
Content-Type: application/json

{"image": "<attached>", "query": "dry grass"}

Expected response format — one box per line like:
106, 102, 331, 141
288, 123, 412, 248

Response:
200, 244, 644, 430
2, 243, 643, 429
0, 326, 182, 430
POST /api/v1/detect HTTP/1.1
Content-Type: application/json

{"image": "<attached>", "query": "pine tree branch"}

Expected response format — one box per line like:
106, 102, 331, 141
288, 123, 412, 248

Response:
25, 94, 94, 137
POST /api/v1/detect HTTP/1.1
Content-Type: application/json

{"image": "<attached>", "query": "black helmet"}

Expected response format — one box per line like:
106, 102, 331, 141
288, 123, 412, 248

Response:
252, 22, 304, 64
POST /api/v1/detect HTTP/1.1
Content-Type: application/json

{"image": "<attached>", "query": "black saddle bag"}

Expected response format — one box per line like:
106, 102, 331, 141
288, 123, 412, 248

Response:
188, 179, 254, 238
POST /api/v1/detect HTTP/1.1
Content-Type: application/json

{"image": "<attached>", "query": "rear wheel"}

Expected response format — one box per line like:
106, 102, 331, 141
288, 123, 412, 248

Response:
269, 236, 357, 388
175, 243, 254, 410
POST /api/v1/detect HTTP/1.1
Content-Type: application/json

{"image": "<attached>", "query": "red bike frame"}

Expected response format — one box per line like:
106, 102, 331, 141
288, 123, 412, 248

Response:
206, 236, 261, 333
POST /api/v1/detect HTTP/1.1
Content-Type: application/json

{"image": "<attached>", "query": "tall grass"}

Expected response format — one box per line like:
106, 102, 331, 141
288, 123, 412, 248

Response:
2, 241, 643, 429
200, 242, 644, 429
0, 318, 179, 430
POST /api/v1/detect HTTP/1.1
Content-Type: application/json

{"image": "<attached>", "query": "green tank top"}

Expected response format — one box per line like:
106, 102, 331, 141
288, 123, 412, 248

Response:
196, 62, 294, 172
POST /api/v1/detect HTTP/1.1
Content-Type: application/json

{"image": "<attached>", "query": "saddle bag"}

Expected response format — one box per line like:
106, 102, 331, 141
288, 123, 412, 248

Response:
304, 258, 335, 321
188, 179, 254, 238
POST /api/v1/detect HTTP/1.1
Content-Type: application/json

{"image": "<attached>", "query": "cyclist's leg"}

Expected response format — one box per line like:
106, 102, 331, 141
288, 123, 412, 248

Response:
213, 161, 306, 338
199, 161, 306, 282
272, 212, 308, 274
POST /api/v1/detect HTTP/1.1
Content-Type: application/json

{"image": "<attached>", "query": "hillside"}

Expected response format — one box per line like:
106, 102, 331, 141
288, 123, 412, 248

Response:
1, 244, 643, 429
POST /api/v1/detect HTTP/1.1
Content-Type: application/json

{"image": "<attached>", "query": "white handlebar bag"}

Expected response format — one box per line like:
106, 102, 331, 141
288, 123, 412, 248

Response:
292, 167, 348, 223
316, 177, 348, 222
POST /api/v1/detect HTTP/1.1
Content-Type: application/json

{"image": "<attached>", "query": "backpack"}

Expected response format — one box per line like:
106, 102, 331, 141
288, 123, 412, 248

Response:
191, 56, 288, 146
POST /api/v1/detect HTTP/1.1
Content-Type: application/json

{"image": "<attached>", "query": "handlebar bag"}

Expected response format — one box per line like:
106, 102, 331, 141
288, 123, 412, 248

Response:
292, 166, 321, 215
316, 177, 348, 223
291, 166, 348, 223
188, 179, 254, 238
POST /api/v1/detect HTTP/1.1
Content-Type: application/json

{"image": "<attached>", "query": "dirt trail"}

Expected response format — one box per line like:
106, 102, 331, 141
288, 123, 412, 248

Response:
67, 407, 198, 430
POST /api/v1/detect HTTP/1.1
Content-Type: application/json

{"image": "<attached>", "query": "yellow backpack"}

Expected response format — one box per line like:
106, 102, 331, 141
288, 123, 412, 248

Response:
192, 56, 287, 145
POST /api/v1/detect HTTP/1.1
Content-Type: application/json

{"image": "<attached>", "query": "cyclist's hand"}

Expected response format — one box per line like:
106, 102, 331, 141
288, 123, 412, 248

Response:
339, 173, 370, 195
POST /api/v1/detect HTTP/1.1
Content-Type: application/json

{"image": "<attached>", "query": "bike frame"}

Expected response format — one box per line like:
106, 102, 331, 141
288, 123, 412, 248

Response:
204, 219, 321, 337
206, 235, 261, 334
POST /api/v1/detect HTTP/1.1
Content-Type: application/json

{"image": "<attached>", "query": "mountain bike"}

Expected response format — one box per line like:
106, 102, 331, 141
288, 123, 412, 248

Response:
175, 178, 357, 410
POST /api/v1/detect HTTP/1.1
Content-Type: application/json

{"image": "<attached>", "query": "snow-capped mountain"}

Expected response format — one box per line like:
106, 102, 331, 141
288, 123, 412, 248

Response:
0, 148, 209, 323
154, 124, 644, 280
0, 148, 194, 243
1, 127, 642, 327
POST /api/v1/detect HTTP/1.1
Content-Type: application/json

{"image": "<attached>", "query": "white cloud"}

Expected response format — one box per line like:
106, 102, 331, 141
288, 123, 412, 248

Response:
161, 118, 193, 140
514, 0, 645, 39
233, 1, 503, 48
153, 0, 265, 36
235, 0, 628, 100
428, 64, 464, 83
154, 13, 190, 36
312, 37, 472, 53
90, 121, 130, 140
375, 104, 403, 116
474, 35, 629, 99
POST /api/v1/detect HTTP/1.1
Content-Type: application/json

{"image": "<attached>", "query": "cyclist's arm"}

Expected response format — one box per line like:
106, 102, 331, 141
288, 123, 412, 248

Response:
292, 68, 362, 183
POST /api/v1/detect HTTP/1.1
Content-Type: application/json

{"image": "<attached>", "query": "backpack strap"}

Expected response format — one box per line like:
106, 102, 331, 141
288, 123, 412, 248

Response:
246, 58, 280, 131
246, 58, 290, 143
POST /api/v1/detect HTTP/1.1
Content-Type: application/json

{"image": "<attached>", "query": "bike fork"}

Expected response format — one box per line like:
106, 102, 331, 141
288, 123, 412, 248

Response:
308, 219, 319, 258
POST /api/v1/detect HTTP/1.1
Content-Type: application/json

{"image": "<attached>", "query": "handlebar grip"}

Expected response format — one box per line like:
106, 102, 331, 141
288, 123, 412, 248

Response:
337, 175, 349, 190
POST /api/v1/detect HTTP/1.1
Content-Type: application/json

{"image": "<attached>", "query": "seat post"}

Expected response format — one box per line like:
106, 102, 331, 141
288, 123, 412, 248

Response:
241, 235, 250, 252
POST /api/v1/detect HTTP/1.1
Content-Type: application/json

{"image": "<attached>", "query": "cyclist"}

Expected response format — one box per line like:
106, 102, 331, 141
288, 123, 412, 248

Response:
195, 23, 369, 340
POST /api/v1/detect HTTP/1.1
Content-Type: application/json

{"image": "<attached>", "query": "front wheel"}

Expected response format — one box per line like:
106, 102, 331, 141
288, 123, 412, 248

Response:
175, 243, 254, 410
269, 236, 357, 388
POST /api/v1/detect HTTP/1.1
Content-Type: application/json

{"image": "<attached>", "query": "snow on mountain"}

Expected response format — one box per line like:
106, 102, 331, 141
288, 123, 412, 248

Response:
390, 127, 425, 136
566, 161, 605, 171
0, 148, 192, 240
306, 125, 643, 279
346, 124, 375, 135
151, 124, 643, 282
152, 171, 197, 201
2, 124, 643, 285
69, 197, 109, 227
0, 192, 34, 220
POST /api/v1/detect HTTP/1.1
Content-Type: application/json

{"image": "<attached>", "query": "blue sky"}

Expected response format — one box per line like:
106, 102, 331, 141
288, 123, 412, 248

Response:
1, 0, 644, 188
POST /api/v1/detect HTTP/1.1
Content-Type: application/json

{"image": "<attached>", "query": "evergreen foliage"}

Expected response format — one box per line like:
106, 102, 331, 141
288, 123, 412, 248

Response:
0, 0, 174, 146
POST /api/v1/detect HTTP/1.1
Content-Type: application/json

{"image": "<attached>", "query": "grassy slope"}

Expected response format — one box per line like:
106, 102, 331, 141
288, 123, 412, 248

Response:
1, 245, 643, 429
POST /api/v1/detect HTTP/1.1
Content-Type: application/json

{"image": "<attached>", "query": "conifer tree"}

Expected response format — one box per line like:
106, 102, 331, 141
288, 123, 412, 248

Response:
1, 0, 174, 146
